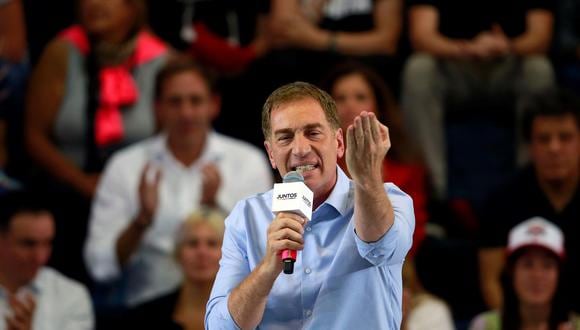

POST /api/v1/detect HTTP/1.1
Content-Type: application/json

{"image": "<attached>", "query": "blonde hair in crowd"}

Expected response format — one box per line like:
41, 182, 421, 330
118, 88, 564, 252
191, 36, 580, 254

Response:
174, 207, 227, 256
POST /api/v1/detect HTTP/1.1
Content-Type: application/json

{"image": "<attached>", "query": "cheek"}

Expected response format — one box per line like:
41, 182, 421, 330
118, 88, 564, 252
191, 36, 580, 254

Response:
211, 250, 222, 264
546, 269, 559, 288
513, 269, 528, 292
178, 249, 196, 265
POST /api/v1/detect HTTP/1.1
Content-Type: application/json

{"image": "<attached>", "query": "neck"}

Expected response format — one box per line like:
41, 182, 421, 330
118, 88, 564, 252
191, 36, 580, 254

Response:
519, 302, 551, 329
178, 279, 214, 308
537, 170, 578, 212
313, 191, 331, 210
167, 133, 207, 167
94, 24, 134, 45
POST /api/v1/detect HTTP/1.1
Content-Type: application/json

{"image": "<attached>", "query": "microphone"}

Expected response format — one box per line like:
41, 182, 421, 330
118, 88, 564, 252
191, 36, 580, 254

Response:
271, 171, 313, 274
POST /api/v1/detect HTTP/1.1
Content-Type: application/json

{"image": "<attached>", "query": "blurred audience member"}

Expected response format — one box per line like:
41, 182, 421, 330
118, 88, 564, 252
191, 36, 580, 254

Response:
85, 57, 272, 308
148, 0, 268, 74
403, 0, 555, 199
401, 261, 454, 330
555, 0, 580, 90
0, 0, 27, 192
321, 60, 427, 257
478, 89, 579, 311
259, 0, 403, 93
24, 0, 169, 283
471, 217, 579, 330
268, 0, 401, 57
127, 208, 225, 330
0, 190, 94, 329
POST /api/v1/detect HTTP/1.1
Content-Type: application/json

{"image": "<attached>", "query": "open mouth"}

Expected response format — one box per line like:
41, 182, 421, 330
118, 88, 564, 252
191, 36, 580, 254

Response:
292, 164, 318, 173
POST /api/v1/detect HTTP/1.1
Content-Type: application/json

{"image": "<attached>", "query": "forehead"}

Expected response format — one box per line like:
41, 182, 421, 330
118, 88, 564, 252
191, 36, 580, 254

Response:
8, 213, 54, 238
532, 114, 579, 135
182, 221, 221, 238
161, 70, 210, 97
270, 98, 329, 130
335, 73, 371, 91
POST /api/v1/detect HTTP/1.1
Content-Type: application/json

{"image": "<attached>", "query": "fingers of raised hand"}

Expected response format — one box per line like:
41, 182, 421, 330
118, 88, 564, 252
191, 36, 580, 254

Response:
140, 163, 162, 188
7, 294, 35, 330
202, 163, 221, 186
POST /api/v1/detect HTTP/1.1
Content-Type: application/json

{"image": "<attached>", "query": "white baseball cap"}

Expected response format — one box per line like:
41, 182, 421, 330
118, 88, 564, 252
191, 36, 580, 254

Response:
507, 217, 565, 260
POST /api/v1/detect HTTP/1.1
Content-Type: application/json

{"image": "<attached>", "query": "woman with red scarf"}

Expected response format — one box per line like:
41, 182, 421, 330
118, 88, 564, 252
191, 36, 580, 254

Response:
24, 0, 168, 284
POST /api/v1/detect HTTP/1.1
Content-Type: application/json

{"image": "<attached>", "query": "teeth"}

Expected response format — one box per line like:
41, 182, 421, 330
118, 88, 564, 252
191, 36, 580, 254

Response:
295, 165, 315, 172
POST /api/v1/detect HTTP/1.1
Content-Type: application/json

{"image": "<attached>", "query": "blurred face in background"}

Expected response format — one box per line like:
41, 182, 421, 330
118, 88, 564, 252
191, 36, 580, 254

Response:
156, 70, 218, 148
79, 0, 139, 39
331, 73, 378, 133
176, 221, 222, 284
513, 248, 559, 307
0, 213, 54, 289
530, 114, 580, 183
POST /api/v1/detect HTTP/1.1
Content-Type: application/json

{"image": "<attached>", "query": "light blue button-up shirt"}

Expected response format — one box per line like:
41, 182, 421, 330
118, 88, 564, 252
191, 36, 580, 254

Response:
206, 167, 415, 330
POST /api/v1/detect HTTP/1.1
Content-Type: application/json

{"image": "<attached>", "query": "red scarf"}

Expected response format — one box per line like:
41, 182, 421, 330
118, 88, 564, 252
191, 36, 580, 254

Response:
60, 25, 167, 147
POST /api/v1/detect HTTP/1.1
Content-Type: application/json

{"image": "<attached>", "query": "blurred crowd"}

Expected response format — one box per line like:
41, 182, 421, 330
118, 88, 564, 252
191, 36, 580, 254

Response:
0, 0, 579, 329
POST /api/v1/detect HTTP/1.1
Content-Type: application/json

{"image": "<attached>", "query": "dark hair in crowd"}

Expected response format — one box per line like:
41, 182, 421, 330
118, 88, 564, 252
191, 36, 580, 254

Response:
154, 56, 217, 101
522, 88, 580, 143
0, 190, 50, 232
500, 248, 570, 330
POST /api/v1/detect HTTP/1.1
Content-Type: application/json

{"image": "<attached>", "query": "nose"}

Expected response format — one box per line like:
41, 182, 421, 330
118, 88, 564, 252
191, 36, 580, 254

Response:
291, 133, 312, 157
33, 245, 51, 266
547, 136, 562, 153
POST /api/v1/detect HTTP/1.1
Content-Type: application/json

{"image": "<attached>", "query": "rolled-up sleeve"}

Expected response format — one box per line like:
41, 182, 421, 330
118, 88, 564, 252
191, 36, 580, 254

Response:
205, 202, 251, 330
84, 154, 136, 283
353, 184, 415, 266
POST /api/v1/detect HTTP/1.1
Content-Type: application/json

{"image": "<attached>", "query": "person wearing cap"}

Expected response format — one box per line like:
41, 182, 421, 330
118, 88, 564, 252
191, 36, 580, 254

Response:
478, 88, 580, 311
470, 217, 579, 330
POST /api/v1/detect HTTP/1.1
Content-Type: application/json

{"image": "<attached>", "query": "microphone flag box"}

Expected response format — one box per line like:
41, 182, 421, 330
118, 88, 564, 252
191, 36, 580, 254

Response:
271, 181, 313, 221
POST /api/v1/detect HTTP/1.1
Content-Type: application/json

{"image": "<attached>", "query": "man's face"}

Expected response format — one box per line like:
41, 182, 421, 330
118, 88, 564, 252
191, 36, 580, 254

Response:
0, 213, 54, 287
156, 71, 218, 145
529, 114, 579, 183
264, 98, 344, 199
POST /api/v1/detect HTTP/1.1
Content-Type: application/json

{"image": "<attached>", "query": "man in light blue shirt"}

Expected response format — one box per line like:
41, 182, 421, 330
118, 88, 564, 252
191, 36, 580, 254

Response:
206, 82, 415, 329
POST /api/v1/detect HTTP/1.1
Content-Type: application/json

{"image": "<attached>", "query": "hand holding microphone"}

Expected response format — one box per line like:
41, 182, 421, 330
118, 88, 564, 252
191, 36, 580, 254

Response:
268, 171, 313, 274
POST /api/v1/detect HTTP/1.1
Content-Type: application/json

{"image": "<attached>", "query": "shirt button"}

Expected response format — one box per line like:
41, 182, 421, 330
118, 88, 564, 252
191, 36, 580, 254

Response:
304, 267, 311, 274
305, 310, 312, 317
305, 226, 312, 232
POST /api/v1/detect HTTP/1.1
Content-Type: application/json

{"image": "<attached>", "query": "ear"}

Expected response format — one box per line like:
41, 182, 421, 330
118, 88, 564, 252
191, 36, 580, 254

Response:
335, 128, 345, 158
210, 94, 221, 120
264, 140, 277, 169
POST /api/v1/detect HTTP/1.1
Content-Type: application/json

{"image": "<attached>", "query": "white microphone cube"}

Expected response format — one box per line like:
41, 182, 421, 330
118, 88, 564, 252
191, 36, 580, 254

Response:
271, 181, 313, 221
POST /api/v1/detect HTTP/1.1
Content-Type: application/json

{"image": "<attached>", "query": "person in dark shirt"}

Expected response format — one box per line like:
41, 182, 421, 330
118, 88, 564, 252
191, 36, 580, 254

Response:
402, 0, 556, 199
477, 89, 580, 311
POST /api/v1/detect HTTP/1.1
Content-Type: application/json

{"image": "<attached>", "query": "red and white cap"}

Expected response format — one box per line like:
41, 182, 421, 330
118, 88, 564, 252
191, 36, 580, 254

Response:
507, 217, 565, 260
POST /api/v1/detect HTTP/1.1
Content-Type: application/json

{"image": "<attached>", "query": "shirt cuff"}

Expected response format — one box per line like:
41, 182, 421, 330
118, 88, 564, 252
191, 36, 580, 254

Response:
353, 219, 402, 266
206, 293, 241, 330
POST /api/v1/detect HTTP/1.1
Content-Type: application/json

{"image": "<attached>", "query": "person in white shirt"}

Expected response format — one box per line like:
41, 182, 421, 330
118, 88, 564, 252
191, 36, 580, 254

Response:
0, 190, 94, 330
84, 57, 273, 307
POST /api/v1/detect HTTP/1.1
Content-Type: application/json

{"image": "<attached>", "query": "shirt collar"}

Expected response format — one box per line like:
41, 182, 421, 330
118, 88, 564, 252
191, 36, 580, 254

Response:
317, 166, 353, 216
0, 271, 43, 298
153, 131, 222, 170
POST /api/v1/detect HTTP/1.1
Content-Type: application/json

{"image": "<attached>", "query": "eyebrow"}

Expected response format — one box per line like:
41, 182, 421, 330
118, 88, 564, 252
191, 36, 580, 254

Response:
273, 123, 324, 136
